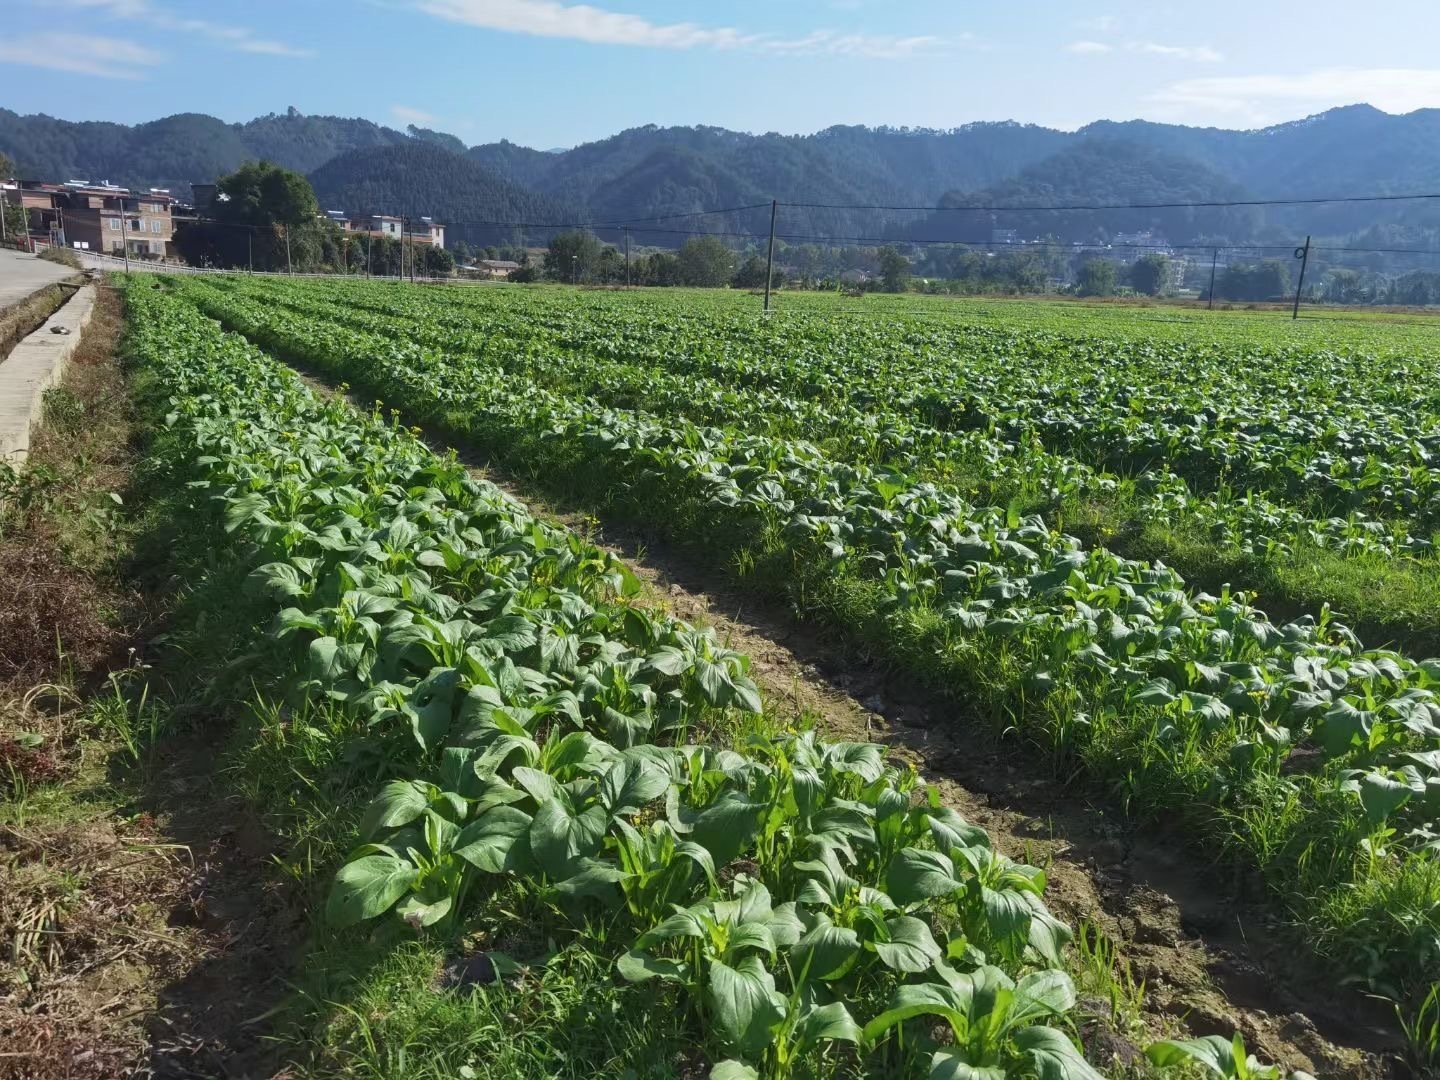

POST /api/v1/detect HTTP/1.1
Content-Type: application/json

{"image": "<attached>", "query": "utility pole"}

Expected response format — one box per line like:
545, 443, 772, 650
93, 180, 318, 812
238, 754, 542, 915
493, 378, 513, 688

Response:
571, 254, 577, 285
365, 232, 371, 277
284, 224, 292, 275
1208, 248, 1217, 310
1292, 235, 1311, 320
624, 228, 631, 287
121, 202, 130, 272
763, 199, 778, 314
248, 228, 253, 274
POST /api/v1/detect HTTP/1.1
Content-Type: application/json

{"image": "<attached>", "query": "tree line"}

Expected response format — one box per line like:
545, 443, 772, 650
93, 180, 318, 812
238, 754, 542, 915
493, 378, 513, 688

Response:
173, 161, 453, 275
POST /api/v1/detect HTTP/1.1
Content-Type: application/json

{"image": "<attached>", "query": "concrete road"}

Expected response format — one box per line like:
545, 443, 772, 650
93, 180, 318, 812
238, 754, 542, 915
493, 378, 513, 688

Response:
0, 247, 80, 311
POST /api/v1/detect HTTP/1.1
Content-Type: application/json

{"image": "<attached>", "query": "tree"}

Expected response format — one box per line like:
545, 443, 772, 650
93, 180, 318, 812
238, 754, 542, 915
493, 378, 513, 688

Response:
544, 230, 602, 282
732, 255, 779, 289
877, 247, 911, 293
174, 160, 324, 271
678, 235, 734, 287
1217, 260, 1291, 301
217, 160, 318, 228
1129, 254, 1170, 296
421, 244, 455, 276
0, 152, 14, 179
1076, 259, 1118, 297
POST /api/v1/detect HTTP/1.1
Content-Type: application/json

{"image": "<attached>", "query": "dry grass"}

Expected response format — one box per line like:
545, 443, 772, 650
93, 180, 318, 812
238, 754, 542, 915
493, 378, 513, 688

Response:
0, 285, 66, 362
0, 284, 200, 1079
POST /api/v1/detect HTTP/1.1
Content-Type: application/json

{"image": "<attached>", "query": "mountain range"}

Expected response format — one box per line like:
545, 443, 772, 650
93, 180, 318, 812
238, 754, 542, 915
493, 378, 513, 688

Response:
5, 104, 1440, 249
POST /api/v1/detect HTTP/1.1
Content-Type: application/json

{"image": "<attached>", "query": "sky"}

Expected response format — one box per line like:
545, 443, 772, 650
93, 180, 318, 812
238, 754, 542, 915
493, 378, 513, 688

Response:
4, 0, 1440, 148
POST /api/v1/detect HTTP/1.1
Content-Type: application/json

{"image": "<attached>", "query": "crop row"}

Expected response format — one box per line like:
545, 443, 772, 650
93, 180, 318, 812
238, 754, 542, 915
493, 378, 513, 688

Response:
210, 274, 1432, 567
171, 274, 1440, 1005
246, 274, 1440, 534
123, 279, 1306, 1078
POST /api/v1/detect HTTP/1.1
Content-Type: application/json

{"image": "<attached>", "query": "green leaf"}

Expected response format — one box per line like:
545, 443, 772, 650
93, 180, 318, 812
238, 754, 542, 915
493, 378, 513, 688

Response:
454, 805, 533, 873
326, 855, 418, 927
555, 858, 630, 903
1014, 1026, 1104, 1080
979, 885, 1032, 950
1145, 1035, 1240, 1076
792, 1000, 863, 1049
706, 955, 786, 1056
529, 799, 609, 879
825, 741, 885, 782
886, 849, 962, 904
1356, 770, 1413, 825
927, 807, 990, 853
691, 792, 765, 867
928, 1051, 1005, 1080
1013, 970, 1078, 1023
873, 916, 942, 974
790, 917, 862, 982
861, 981, 970, 1044
616, 949, 687, 984
709, 1062, 759, 1080
1316, 699, 1376, 757
359, 779, 430, 840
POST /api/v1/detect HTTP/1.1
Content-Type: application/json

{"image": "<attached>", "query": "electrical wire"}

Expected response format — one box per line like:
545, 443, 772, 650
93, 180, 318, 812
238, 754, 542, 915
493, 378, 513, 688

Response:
784, 192, 1440, 212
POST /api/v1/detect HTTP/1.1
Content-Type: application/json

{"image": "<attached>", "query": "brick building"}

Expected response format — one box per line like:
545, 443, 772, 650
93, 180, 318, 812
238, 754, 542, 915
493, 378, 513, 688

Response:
4, 180, 176, 257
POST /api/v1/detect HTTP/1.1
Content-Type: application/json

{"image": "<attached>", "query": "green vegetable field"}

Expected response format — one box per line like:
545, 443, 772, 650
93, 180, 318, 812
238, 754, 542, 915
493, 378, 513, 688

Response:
84, 273, 1440, 1076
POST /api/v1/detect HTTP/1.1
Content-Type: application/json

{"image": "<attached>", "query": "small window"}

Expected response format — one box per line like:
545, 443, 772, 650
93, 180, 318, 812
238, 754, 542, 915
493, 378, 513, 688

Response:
150, 220, 162, 233
129, 218, 140, 231
108, 217, 120, 230
150, 240, 164, 255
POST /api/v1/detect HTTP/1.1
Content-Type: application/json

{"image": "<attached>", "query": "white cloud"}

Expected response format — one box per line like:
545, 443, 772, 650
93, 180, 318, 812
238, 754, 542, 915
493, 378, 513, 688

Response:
757, 31, 951, 60
415, 0, 957, 58
1066, 39, 1222, 63
54, 0, 311, 58
1149, 68, 1440, 126
392, 104, 439, 125
1134, 42, 1223, 63
1080, 14, 1120, 32
0, 32, 161, 78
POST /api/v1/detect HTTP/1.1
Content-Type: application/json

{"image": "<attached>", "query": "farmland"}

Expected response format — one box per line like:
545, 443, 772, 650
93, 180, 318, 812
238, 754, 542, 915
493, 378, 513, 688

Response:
9, 271, 1440, 1076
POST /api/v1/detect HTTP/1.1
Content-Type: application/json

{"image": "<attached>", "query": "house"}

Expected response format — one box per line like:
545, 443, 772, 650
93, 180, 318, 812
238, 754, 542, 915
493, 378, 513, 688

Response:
463, 259, 521, 279
4, 179, 176, 257
323, 209, 352, 230
366, 213, 403, 238
1165, 257, 1188, 291
413, 216, 445, 248
349, 213, 445, 247
1113, 230, 1170, 251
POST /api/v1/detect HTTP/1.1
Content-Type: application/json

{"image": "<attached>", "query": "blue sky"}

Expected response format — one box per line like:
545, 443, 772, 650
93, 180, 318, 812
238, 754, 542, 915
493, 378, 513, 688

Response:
4, 0, 1440, 148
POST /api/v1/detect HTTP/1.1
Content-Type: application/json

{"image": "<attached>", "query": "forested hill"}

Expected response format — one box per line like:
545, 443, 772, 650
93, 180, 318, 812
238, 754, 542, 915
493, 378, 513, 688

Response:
308, 142, 577, 247
8, 104, 1440, 246
0, 107, 424, 199
467, 122, 1069, 236
908, 140, 1262, 246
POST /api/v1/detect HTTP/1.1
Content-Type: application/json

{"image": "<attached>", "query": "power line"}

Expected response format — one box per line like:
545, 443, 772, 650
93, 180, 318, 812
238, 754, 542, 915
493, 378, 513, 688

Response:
784, 192, 1440, 213
178, 212, 1440, 258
